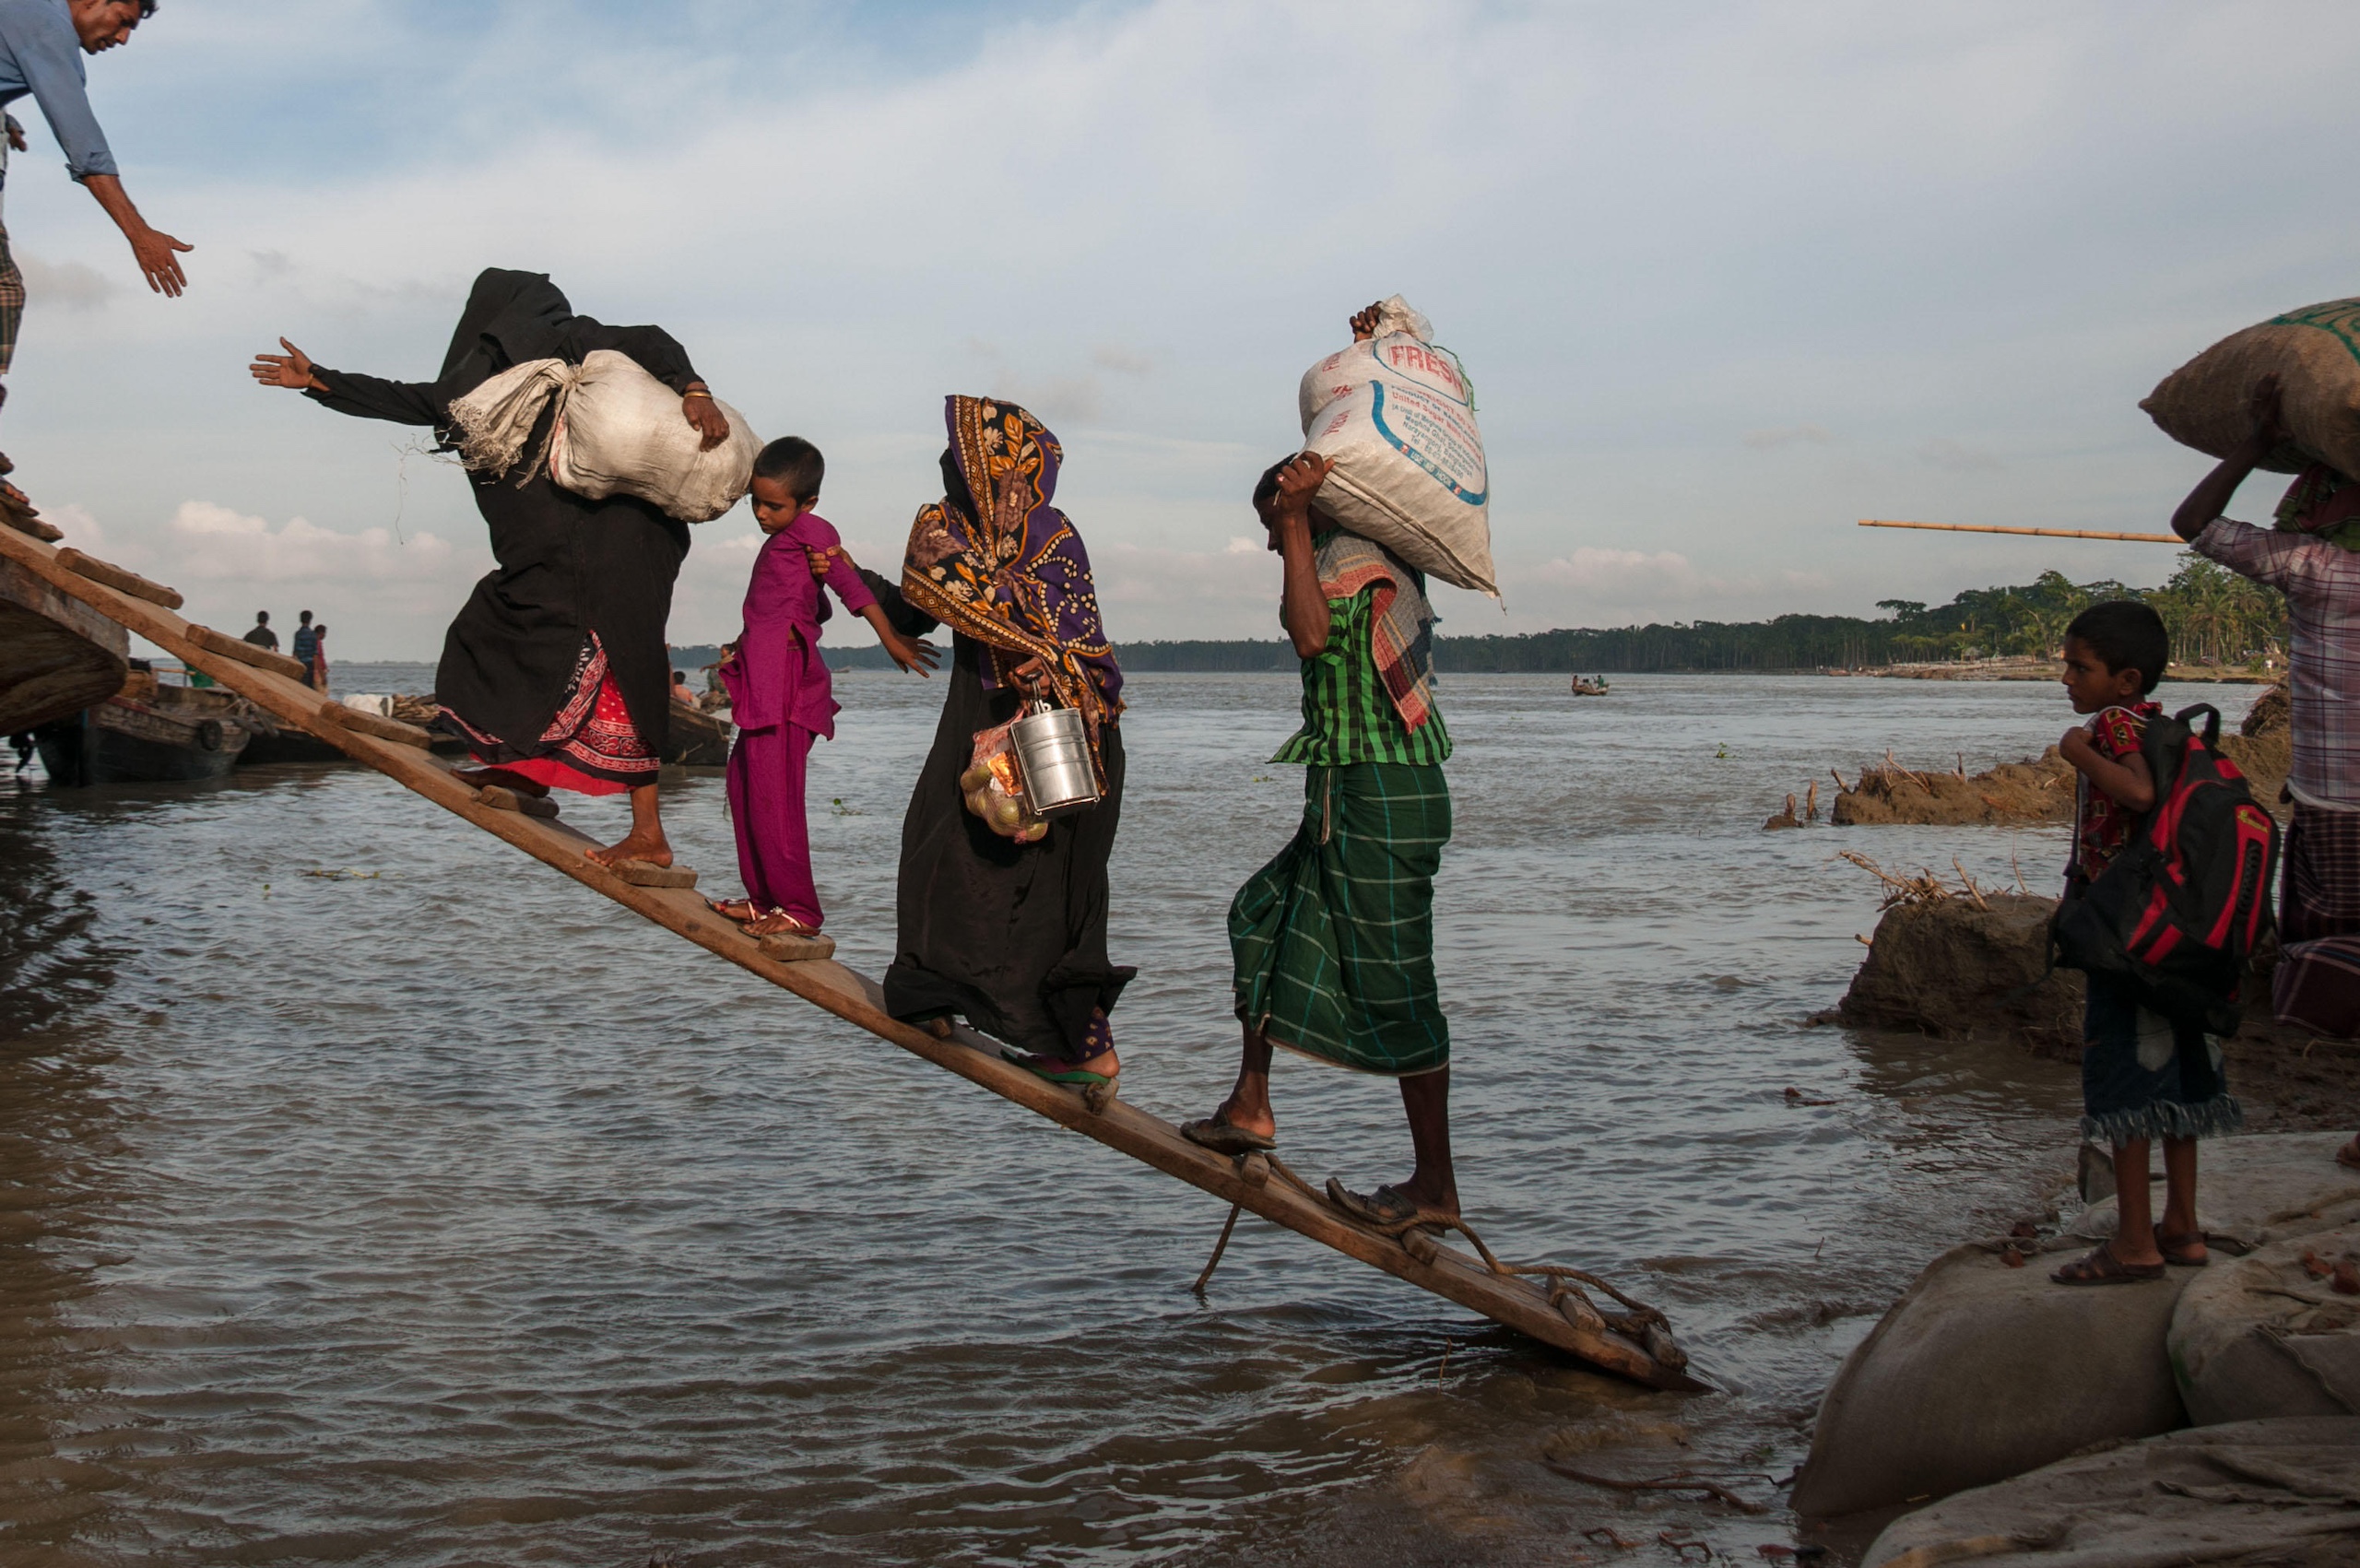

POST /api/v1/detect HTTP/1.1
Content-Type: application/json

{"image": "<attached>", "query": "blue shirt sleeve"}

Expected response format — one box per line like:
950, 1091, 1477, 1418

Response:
0, 0, 114, 180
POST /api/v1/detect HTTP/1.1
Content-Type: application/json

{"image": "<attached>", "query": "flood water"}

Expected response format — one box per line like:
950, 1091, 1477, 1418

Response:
0, 669, 2259, 1566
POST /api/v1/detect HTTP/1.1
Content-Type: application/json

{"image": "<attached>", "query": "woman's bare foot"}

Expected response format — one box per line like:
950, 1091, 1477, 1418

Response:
454, 763, 549, 797
586, 829, 671, 868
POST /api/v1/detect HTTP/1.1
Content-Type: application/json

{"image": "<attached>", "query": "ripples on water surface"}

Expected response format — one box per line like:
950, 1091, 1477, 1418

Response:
0, 671, 2257, 1565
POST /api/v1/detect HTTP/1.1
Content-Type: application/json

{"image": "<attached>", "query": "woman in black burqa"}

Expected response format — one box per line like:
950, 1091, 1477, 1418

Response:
880, 395, 1132, 1092
249, 268, 727, 867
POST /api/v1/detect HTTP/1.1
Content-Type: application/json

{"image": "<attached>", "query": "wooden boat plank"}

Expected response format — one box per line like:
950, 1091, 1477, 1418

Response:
0, 522, 1699, 1390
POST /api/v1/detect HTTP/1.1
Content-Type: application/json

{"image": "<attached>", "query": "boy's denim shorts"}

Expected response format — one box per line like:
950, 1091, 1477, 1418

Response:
2080, 972, 2241, 1145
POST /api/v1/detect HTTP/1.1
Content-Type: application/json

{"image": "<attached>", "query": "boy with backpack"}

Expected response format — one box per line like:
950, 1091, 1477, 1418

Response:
2049, 601, 2250, 1286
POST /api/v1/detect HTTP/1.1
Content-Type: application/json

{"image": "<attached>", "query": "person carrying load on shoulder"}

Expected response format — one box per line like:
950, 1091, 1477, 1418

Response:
2167, 372, 2360, 1172
2047, 600, 2248, 1285
0, 0, 190, 480
705, 435, 937, 950
248, 267, 735, 872
1185, 300, 1461, 1232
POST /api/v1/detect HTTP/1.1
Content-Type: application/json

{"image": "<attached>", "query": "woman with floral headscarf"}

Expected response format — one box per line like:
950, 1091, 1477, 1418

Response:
882, 395, 1132, 1093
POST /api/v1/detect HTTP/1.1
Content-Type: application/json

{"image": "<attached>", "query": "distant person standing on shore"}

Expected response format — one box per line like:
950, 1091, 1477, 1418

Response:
0, 0, 191, 466
249, 268, 729, 871
2167, 373, 2360, 1171
1184, 408, 1461, 1230
289, 610, 317, 687
240, 609, 276, 651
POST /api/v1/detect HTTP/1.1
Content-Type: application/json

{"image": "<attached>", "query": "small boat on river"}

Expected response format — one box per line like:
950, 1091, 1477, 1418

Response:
667, 701, 733, 767
1571, 675, 1611, 696
33, 663, 254, 784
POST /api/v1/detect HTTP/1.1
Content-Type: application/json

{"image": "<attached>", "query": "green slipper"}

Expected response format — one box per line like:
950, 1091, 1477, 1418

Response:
999, 1045, 1115, 1087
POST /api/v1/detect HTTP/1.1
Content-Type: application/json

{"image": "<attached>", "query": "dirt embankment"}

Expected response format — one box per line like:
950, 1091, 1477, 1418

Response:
1813, 680, 2291, 828
1834, 888, 2356, 1132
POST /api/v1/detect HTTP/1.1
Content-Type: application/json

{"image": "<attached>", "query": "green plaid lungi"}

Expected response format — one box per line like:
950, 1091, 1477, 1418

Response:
0, 223, 22, 376
1230, 761, 1451, 1077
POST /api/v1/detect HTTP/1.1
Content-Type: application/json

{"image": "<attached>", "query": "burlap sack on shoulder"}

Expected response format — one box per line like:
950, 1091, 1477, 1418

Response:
2143, 298, 2360, 479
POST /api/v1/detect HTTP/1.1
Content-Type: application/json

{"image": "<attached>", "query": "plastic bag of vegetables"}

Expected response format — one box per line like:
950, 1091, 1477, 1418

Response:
961, 716, 1048, 843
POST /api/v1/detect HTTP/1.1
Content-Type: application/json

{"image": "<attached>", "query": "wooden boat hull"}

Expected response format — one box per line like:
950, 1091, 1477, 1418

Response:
0, 554, 127, 733
666, 703, 733, 767
35, 689, 251, 785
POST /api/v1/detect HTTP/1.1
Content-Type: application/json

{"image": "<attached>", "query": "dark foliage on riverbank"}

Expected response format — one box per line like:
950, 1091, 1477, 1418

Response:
742, 556, 2295, 674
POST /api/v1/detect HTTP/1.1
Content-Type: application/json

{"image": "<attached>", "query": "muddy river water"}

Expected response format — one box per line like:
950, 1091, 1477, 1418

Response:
0, 670, 2259, 1566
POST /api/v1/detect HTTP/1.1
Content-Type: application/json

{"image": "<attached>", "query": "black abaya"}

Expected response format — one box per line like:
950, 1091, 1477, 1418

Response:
300, 270, 703, 763
883, 632, 1133, 1058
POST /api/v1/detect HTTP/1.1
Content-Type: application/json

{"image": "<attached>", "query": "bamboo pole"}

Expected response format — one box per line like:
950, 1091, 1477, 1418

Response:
0, 519, 1702, 1392
1858, 519, 2181, 543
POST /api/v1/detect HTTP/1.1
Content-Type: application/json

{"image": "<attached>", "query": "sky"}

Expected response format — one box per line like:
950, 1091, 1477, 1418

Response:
9, 0, 2360, 657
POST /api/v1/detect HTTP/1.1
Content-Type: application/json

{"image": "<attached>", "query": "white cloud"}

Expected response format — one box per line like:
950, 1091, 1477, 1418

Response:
16, 254, 115, 310
5, 0, 2354, 651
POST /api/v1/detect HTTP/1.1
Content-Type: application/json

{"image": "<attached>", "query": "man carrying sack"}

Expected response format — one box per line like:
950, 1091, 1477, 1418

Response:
1182, 371, 1462, 1231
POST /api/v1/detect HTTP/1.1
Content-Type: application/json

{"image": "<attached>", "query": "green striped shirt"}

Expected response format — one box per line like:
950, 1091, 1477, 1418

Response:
1272, 583, 1452, 767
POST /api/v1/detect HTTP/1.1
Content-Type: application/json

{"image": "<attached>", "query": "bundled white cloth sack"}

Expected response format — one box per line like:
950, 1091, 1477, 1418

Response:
445, 349, 761, 524
1296, 296, 1495, 596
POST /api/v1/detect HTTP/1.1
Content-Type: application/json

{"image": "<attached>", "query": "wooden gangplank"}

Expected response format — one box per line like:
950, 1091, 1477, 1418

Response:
0, 517, 1701, 1391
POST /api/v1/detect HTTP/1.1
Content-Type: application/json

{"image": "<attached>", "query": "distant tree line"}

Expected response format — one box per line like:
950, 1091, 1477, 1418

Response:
774, 555, 2293, 676
1124, 556, 2292, 674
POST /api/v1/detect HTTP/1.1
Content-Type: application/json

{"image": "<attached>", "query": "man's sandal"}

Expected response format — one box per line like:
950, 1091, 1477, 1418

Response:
2154, 1225, 2209, 1267
1181, 1116, 1277, 1156
2049, 1244, 2167, 1286
1327, 1178, 1452, 1234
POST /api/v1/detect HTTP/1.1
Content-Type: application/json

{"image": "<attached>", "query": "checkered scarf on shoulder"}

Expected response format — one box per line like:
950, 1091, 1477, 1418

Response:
1314, 530, 1437, 732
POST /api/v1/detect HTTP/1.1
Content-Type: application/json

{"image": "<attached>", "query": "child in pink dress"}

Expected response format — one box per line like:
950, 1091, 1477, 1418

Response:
712, 438, 936, 943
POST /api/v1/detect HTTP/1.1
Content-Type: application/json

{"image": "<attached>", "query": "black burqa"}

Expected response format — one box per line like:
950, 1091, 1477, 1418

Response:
301, 268, 702, 765
878, 448, 1133, 1064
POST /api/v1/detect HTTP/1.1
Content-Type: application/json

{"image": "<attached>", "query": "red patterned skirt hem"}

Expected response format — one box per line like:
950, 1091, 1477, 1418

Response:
442, 633, 658, 797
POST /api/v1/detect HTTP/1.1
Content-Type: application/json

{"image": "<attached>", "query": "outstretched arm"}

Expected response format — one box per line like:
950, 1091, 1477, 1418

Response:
812, 544, 938, 675
250, 337, 442, 427
2174, 374, 2286, 541
81, 174, 190, 297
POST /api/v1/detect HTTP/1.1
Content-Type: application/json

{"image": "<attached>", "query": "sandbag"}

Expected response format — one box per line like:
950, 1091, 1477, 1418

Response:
2171, 1219, 2360, 1426
1863, 1417, 2360, 1568
1791, 1241, 2188, 1519
446, 350, 760, 523
2142, 298, 2360, 481
1296, 295, 1495, 596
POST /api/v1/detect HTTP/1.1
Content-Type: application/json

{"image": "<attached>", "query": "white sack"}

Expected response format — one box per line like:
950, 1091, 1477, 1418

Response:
445, 350, 760, 524
1295, 295, 1495, 596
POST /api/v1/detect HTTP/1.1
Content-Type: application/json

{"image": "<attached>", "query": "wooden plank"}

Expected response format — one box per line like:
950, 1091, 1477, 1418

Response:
321, 701, 435, 749
1858, 519, 2181, 544
184, 622, 315, 683
53, 548, 186, 609
0, 520, 1702, 1390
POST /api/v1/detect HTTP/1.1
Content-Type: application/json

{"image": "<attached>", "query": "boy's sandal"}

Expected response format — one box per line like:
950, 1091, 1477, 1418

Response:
745, 909, 818, 937
1181, 1115, 1277, 1156
705, 897, 761, 923
2154, 1224, 2209, 1267
2049, 1244, 2167, 1286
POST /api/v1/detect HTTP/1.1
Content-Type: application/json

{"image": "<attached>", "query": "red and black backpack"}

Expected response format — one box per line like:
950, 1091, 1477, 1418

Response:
2052, 702, 2280, 1033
